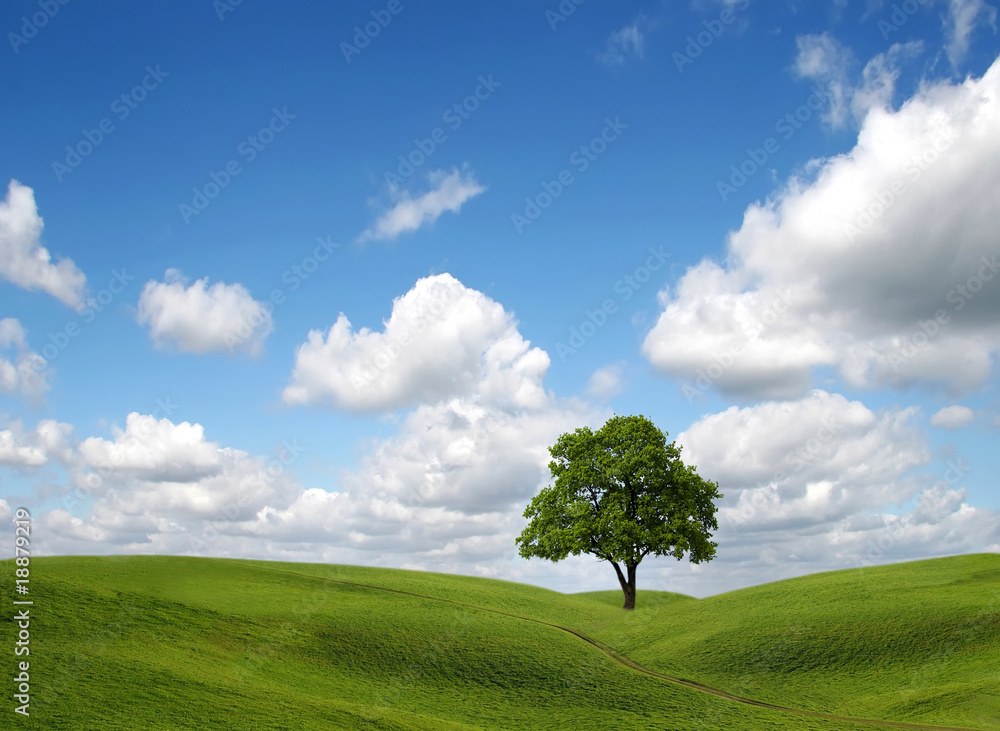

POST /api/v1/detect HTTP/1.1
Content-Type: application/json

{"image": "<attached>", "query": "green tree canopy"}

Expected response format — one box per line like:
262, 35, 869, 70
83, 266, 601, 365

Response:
516, 414, 721, 609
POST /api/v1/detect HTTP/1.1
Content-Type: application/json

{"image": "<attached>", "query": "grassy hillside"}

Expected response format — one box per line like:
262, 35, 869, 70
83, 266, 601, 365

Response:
1, 554, 995, 730
577, 554, 1000, 730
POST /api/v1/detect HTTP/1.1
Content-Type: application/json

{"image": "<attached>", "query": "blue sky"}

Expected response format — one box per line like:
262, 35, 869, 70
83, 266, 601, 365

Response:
1, 0, 998, 597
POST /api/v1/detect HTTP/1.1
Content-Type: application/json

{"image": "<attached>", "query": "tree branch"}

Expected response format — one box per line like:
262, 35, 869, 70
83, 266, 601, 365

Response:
610, 560, 628, 594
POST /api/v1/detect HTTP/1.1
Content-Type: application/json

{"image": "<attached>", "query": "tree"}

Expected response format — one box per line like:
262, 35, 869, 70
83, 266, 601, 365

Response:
516, 415, 721, 610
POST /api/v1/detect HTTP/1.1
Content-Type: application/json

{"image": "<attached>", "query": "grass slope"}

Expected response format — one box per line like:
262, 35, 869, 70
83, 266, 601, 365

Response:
0, 554, 995, 730
577, 554, 1000, 730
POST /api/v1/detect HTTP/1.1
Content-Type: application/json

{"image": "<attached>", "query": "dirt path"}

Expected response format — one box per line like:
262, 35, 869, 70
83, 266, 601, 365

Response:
233, 561, 983, 731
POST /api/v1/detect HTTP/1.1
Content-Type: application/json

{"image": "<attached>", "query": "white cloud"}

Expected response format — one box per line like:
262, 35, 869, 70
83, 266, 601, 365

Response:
930, 404, 976, 429
598, 14, 647, 66
271, 279, 600, 571
31, 277, 603, 582
42, 509, 108, 543
136, 269, 273, 355
283, 273, 550, 412
32, 413, 302, 555
644, 54, 1000, 400
585, 362, 626, 401
0, 318, 49, 401
0, 180, 86, 308
33, 419, 77, 464
341, 398, 590, 516
79, 412, 222, 482
794, 33, 856, 127
670, 390, 999, 595
793, 34, 922, 128
87, 443, 297, 524
0, 418, 75, 471
0, 318, 24, 348
852, 40, 924, 115
0, 429, 47, 467
26, 386, 600, 583
679, 391, 929, 524
27, 390, 998, 598
945, 0, 998, 67
359, 168, 485, 242
244, 396, 595, 557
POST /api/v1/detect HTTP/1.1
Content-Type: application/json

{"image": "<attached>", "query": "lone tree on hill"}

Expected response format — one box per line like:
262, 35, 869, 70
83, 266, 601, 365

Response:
516, 414, 721, 610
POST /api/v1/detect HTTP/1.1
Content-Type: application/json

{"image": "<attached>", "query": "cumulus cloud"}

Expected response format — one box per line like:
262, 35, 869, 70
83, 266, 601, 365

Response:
341, 398, 590, 516
136, 269, 273, 355
241, 396, 595, 557
930, 404, 976, 429
644, 54, 1000, 400
359, 168, 485, 242
26, 391, 599, 582
276, 272, 596, 572
0, 418, 75, 469
27, 390, 997, 597
268, 277, 600, 571
0, 428, 47, 467
283, 273, 550, 412
33, 413, 302, 555
31, 276, 602, 581
671, 390, 999, 595
680, 391, 929, 527
0, 180, 86, 308
0, 318, 49, 401
598, 14, 647, 66
79, 412, 223, 483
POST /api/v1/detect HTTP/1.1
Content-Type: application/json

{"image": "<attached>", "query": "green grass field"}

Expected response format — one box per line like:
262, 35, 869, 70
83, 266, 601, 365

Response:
1, 553, 997, 730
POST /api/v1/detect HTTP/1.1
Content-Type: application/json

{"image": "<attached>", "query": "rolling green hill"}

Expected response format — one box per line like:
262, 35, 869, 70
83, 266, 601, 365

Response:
1, 554, 996, 730
576, 553, 1000, 730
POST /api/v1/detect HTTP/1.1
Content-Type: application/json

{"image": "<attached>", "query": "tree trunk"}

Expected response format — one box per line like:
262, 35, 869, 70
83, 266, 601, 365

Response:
611, 561, 637, 610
